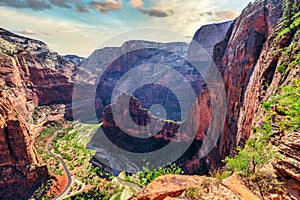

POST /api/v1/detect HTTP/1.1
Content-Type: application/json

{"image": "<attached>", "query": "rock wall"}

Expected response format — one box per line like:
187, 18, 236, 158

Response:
198, 0, 284, 167
194, 0, 299, 197
0, 90, 49, 199
0, 28, 74, 199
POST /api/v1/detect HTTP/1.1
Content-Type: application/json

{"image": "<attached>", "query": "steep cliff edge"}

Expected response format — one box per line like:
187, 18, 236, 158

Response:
0, 89, 49, 199
198, 0, 299, 198
0, 29, 74, 199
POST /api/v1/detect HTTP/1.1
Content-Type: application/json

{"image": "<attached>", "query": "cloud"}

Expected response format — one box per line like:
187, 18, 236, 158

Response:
76, 4, 89, 12
89, 0, 123, 14
138, 7, 174, 18
0, 0, 89, 12
16, 28, 36, 35
129, 0, 143, 8
49, 0, 72, 8
198, 9, 238, 22
0, 0, 51, 10
129, 0, 173, 18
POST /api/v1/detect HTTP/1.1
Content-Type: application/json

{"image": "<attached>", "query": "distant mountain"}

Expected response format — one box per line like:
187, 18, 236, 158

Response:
187, 20, 232, 57
64, 54, 85, 66
0, 28, 74, 74
80, 40, 189, 75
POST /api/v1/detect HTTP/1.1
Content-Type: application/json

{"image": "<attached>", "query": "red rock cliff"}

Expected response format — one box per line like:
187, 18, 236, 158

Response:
0, 28, 74, 199
196, 0, 300, 197
0, 90, 49, 199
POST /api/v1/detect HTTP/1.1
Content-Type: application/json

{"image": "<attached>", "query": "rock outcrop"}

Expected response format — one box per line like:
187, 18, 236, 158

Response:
200, 0, 289, 165
0, 89, 49, 199
131, 174, 259, 200
1, 0, 299, 198
90, 3, 299, 196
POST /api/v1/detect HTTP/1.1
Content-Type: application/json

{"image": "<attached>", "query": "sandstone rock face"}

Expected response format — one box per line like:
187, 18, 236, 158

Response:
0, 91, 49, 199
81, 41, 189, 72
0, 29, 74, 119
72, 40, 193, 125
200, 0, 285, 166
0, 28, 74, 199
195, 0, 299, 197
132, 175, 204, 200
0, 28, 75, 74
79, 41, 189, 85
131, 174, 258, 200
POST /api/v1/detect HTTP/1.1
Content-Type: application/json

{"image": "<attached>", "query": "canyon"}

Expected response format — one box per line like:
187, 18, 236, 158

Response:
0, 0, 299, 199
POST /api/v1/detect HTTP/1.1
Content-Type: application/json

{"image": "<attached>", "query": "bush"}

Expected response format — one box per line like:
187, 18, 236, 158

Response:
225, 128, 280, 198
277, 64, 286, 74
136, 163, 183, 186
225, 134, 278, 178
68, 184, 121, 200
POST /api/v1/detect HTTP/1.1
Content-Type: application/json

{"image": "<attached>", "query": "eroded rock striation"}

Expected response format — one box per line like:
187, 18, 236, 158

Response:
0, 90, 49, 199
0, 28, 74, 199
197, 0, 299, 198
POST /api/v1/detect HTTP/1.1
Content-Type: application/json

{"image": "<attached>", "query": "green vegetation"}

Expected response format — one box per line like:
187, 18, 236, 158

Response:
51, 123, 103, 186
282, 0, 300, 26
263, 79, 300, 132
29, 180, 53, 200
225, 131, 282, 198
35, 121, 108, 199
66, 161, 183, 199
225, 133, 277, 177
275, 0, 300, 42
209, 169, 231, 183
133, 163, 183, 187
276, 64, 286, 74
182, 177, 217, 199
65, 184, 121, 200
184, 187, 203, 199
223, 80, 300, 198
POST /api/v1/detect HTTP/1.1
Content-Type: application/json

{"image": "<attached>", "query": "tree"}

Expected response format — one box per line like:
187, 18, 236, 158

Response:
225, 134, 276, 177
225, 133, 279, 199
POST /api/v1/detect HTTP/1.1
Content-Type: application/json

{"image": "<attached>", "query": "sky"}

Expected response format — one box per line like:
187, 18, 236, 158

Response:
0, 0, 252, 57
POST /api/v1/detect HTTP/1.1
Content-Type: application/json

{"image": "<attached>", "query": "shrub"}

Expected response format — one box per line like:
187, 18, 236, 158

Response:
136, 163, 183, 186
184, 187, 203, 199
209, 169, 231, 182
277, 64, 286, 74
225, 134, 278, 178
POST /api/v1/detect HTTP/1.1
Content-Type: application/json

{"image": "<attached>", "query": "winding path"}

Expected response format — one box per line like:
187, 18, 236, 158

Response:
47, 130, 73, 200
